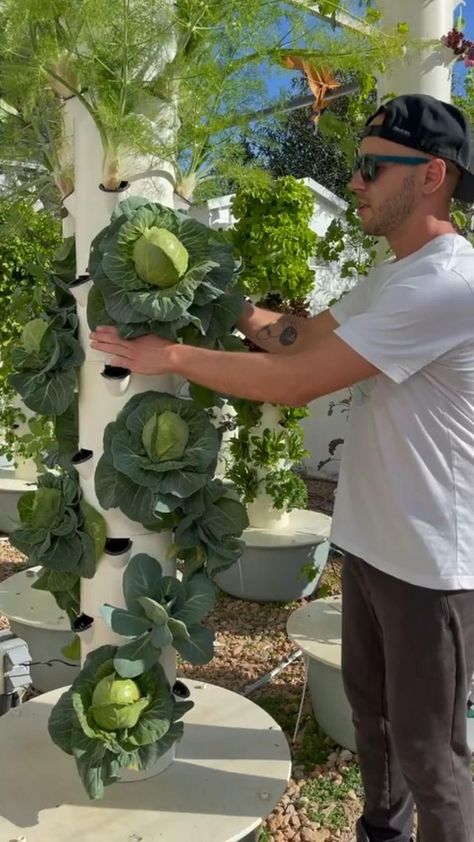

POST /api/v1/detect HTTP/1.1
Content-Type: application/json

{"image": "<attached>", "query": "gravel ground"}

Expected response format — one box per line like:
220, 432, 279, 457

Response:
0, 477, 363, 841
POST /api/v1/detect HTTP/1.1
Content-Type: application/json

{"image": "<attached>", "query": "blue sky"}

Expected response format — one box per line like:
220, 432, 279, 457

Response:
267, 3, 474, 101
453, 0, 474, 93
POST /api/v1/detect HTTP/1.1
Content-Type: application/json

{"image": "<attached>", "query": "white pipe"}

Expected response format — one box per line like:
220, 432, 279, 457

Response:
70, 98, 178, 726
377, 0, 457, 102
246, 403, 291, 530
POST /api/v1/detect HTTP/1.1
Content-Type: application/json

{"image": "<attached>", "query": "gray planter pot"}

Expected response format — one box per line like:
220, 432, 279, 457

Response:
214, 509, 332, 603
287, 595, 356, 751
0, 567, 79, 692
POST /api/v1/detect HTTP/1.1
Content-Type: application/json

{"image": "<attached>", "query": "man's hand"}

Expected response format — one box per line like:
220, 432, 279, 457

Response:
90, 326, 174, 375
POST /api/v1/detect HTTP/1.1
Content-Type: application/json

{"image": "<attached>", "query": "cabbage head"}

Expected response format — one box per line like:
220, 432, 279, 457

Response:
142, 410, 189, 462
133, 227, 189, 287
90, 673, 149, 730
88, 197, 244, 346
49, 646, 193, 799
95, 391, 220, 528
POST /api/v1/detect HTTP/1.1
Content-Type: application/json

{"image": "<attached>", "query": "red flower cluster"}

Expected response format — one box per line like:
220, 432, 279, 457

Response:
441, 28, 474, 68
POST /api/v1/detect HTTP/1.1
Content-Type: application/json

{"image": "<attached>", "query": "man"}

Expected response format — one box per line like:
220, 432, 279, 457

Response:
91, 94, 474, 842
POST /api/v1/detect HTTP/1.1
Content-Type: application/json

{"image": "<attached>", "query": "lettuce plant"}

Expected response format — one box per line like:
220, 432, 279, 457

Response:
87, 196, 244, 345
11, 472, 106, 581
95, 391, 220, 528
48, 645, 192, 800
101, 553, 216, 677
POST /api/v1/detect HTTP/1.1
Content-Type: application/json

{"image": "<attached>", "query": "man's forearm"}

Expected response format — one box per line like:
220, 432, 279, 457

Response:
166, 342, 306, 406
236, 300, 304, 355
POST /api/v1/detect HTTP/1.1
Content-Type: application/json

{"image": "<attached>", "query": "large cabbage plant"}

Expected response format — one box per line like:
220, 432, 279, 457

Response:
48, 645, 192, 800
87, 196, 244, 346
95, 391, 220, 528
10, 472, 106, 623
11, 472, 106, 577
175, 480, 249, 578
9, 307, 84, 416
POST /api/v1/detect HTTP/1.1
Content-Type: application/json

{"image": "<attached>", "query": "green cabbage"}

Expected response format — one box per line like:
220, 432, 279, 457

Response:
90, 673, 149, 730
141, 410, 189, 462
49, 645, 194, 799
133, 226, 189, 287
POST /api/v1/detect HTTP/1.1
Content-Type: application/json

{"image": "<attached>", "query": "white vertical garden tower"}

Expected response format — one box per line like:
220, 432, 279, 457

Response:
0, 5, 291, 837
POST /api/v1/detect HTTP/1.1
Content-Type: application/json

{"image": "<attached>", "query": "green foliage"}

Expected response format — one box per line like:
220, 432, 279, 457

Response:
48, 645, 193, 800
314, 203, 377, 278
9, 305, 84, 416
32, 569, 81, 627
242, 71, 376, 198
0, 1, 409, 201
231, 176, 317, 300
0, 199, 62, 464
11, 472, 106, 582
173, 480, 249, 578
94, 390, 221, 527
226, 401, 309, 513
265, 469, 308, 511
88, 197, 244, 346
102, 554, 216, 677
302, 764, 363, 831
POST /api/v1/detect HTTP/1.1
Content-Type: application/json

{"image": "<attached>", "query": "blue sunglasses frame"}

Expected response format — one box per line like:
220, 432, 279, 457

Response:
355, 154, 431, 182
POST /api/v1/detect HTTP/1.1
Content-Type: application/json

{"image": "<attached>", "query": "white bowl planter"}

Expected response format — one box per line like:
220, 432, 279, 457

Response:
0, 567, 80, 692
213, 509, 331, 602
0, 472, 37, 534
287, 595, 356, 751
0, 680, 291, 842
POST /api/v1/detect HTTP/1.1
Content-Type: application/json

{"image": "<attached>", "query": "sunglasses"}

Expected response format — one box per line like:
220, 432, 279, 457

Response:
354, 154, 431, 183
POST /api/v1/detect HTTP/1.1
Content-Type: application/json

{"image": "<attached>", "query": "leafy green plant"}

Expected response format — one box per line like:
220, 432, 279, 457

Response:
101, 553, 216, 677
314, 203, 377, 279
88, 196, 243, 346
95, 390, 220, 529
174, 480, 249, 577
0, 198, 62, 466
301, 763, 363, 831
227, 403, 309, 512
9, 307, 84, 416
48, 645, 193, 800
231, 176, 317, 300
10, 472, 106, 581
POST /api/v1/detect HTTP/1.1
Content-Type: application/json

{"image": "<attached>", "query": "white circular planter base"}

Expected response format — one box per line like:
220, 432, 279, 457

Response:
288, 596, 474, 756
0, 679, 291, 842
0, 567, 80, 691
0, 475, 36, 534
288, 596, 355, 752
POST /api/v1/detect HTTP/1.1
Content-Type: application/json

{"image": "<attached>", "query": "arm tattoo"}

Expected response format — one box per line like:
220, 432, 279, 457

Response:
256, 316, 299, 347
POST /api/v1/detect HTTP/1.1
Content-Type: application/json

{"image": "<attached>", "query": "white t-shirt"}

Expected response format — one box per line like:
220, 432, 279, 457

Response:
329, 233, 474, 590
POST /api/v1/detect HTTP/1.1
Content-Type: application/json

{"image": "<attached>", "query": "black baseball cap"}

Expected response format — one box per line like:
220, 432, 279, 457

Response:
363, 94, 474, 202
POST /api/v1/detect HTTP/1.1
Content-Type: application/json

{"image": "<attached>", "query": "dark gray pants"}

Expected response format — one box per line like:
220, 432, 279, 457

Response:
341, 553, 474, 842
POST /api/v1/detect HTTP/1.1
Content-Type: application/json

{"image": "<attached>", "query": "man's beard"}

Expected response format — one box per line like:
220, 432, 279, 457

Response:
362, 174, 417, 237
